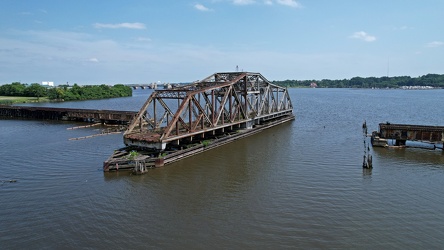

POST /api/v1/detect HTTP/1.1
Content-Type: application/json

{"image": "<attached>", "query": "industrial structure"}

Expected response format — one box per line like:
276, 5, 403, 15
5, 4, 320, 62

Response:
104, 72, 295, 171
371, 123, 444, 149
0, 105, 136, 124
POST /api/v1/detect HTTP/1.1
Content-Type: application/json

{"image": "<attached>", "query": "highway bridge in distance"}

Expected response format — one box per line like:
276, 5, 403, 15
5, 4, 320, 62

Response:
126, 82, 184, 90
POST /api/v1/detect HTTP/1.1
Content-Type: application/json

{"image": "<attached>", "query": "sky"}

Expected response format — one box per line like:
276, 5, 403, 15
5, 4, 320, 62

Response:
1, 0, 443, 85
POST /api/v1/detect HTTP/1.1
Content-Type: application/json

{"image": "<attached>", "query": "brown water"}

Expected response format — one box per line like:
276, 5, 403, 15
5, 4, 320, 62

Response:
1, 88, 444, 249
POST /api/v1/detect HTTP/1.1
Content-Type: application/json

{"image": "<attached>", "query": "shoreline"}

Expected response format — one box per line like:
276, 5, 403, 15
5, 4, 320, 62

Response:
0, 96, 49, 105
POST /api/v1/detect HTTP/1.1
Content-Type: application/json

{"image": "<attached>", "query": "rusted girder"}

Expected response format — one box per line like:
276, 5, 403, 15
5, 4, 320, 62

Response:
123, 72, 294, 150
378, 123, 444, 143
0, 105, 136, 124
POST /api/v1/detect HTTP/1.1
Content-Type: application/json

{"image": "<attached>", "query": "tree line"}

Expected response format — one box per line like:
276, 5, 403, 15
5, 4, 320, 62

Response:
272, 74, 444, 88
0, 82, 132, 101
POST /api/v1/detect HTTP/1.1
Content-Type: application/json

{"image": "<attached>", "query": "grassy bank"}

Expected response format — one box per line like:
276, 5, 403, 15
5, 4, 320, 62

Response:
0, 96, 49, 105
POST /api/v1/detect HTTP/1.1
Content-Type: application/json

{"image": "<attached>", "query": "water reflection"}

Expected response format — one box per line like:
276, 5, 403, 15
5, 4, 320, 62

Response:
372, 146, 444, 166
362, 168, 372, 177
103, 171, 132, 181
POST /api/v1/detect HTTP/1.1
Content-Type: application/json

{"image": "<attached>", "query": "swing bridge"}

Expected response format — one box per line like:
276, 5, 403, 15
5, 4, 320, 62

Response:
123, 72, 295, 151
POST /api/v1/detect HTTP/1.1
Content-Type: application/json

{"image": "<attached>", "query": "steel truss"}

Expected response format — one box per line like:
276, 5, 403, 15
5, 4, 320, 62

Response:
124, 72, 294, 150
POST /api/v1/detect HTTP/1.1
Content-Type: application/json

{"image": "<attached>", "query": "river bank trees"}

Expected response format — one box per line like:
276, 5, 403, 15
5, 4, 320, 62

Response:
0, 83, 132, 102
273, 74, 444, 88
0, 82, 47, 98
46, 84, 132, 101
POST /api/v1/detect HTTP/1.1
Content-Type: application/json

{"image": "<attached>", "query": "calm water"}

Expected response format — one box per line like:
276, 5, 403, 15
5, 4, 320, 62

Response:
1, 88, 444, 249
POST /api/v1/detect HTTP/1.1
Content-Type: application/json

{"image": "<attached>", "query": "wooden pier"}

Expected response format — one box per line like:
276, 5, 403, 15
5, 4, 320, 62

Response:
0, 105, 137, 124
371, 123, 444, 149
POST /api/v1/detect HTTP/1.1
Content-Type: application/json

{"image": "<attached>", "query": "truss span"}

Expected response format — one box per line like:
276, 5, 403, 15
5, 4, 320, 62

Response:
124, 72, 294, 150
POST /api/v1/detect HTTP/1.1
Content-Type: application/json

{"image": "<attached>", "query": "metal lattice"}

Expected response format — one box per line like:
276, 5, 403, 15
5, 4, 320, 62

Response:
124, 72, 294, 150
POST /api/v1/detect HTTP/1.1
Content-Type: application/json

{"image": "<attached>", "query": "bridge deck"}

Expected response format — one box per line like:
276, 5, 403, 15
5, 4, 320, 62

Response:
0, 105, 137, 124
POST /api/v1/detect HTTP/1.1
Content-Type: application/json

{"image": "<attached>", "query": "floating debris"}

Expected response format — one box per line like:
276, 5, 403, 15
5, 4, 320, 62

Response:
66, 123, 101, 130
1, 179, 18, 185
68, 131, 121, 141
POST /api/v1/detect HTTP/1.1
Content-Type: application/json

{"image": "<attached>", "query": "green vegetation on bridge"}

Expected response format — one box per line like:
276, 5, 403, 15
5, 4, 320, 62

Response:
0, 82, 132, 104
273, 73, 444, 88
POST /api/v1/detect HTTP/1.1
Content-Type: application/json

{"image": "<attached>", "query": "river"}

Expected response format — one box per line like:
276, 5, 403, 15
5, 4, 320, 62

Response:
1, 88, 444, 249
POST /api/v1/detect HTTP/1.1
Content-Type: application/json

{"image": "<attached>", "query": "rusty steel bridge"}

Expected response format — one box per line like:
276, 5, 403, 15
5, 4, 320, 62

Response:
123, 72, 294, 151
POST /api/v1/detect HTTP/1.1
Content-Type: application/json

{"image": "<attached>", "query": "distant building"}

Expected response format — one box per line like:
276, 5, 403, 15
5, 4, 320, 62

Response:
310, 82, 318, 88
41, 81, 54, 87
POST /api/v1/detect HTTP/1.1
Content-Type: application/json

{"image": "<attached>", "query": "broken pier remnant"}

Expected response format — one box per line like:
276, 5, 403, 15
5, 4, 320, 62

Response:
371, 122, 444, 149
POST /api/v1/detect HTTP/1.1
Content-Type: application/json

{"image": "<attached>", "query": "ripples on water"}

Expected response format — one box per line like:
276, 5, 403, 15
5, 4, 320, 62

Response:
1, 88, 444, 249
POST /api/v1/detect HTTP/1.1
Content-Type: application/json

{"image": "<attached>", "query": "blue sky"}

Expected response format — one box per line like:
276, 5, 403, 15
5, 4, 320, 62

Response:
1, 0, 443, 85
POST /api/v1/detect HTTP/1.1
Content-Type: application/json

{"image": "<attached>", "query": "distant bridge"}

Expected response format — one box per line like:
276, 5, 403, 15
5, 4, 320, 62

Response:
126, 83, 182, 90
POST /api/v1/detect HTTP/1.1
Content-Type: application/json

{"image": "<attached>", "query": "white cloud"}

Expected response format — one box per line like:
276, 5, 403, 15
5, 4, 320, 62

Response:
195, 4, 212, 11
93, 22, 146, 30
426, 41, 443, 48
264, 0, 273, 5
233, 0, 256, 5
349, 31, 376, 42
89, 58, 99, 63
276, 0, 300, 8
